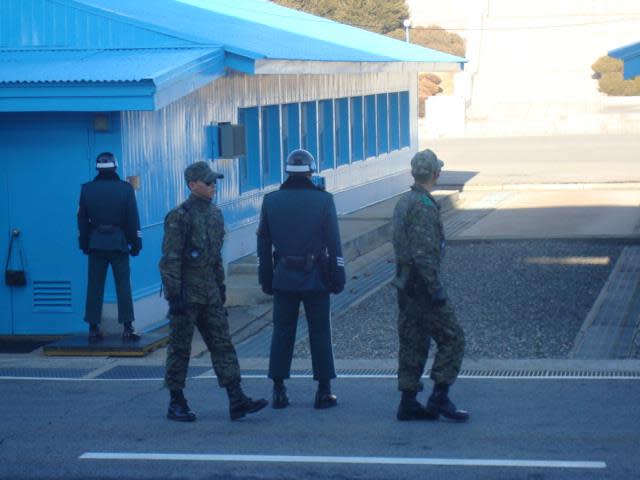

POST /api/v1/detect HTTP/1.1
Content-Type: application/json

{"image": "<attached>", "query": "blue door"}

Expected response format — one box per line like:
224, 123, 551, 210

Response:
0, 170, 10, 334
0, 113, 91, 334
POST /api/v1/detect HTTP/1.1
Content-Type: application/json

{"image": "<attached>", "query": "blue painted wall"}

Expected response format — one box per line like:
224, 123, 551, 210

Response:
0, 112, 124, 334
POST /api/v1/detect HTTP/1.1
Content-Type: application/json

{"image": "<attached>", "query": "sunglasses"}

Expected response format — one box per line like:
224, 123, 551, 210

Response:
203, 180, 215, 186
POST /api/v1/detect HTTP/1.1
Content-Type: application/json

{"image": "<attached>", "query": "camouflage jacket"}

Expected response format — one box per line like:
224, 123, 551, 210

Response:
159, 193, 225, 304
391, 183, 444, 297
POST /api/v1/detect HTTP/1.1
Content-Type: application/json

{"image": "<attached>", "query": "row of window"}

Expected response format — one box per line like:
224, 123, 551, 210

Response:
237, 91, 410, 193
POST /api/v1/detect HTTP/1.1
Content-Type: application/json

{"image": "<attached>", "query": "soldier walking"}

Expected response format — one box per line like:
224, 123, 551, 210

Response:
257, 149, 346, 410
159, 161, 267, 422
392, 149, 469, 422
77, 152, 142, 341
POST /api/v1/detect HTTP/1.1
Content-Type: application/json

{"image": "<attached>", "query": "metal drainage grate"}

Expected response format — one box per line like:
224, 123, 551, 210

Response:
95, 365, 210, 380
241, 368, 640, 379
2, 367, 639, 380
0, 368, 92, 378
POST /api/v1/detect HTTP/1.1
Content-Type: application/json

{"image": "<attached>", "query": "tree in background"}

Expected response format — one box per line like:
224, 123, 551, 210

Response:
591, 56, 640, 96
387, 25, 465, 57
272, 0, 408, 35
272, 0, 467, 116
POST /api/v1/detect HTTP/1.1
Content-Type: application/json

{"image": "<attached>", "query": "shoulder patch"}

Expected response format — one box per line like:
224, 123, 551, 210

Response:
420, 195, 434, 208
165, 207, 184, 222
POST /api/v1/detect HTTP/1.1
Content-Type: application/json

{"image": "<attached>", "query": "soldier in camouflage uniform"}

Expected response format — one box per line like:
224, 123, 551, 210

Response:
159, 161, 267, 422
392, 149, 469, 422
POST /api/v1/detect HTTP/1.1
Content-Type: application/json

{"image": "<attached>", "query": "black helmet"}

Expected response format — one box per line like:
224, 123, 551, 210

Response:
96, 152, 118, 170
285, 149, 316, 174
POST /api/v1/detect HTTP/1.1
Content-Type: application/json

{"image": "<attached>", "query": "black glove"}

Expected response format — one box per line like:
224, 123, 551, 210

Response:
82, 248, 90, 255
431, 286, 447, 307
219, 284, 227, 305
130, 247, 140, 257
261, 283, 273, 295
167, 296, 187, 316
330, 283, 344, 295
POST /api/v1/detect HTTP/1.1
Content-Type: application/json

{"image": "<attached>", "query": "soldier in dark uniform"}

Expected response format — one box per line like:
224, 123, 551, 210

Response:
77, 152, 142, 341
392, 149, 469, 422
160, 161, 267, 422
257, 149, 346, 410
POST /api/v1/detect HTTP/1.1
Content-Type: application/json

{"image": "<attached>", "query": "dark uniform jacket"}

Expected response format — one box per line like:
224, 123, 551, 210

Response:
257, 175, 345, 293
159, 194, 225, 305
77, 171, 142, 254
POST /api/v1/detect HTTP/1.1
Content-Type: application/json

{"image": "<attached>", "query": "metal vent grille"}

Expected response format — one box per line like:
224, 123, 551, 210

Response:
33, 281, 72, 312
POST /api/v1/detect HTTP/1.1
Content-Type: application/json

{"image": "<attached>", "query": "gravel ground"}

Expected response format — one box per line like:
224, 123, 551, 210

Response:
294, 239, 624, 360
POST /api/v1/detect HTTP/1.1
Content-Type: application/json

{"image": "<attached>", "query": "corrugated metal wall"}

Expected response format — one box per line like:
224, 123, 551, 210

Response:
122, 71, 417, 231
0, 0, 192, 48
121, 70, 418, 296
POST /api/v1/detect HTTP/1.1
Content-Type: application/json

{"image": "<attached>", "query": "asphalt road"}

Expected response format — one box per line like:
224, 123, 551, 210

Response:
1, 376, 639, 480
429, 135, 640, 187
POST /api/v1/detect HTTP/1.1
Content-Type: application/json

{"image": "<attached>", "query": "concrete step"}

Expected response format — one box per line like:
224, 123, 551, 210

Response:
228, 255, 258, 276
226, 190, 460, 307
225, 272, 272, 307
571, 245, 640, 359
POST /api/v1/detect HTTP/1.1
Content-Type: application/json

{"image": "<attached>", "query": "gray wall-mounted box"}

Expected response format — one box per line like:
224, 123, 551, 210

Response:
218, 123, 246, 158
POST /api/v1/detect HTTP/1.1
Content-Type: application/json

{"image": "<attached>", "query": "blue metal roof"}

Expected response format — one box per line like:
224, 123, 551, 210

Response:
0, 0, 466, 111
0, 47, 223, 83
609, 42, 640, 80
72, 0, 465, 66
0, 47, 225, 111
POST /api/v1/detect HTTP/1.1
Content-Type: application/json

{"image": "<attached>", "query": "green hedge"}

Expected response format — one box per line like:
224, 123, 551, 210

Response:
598, 72, 640, 96
387, 25, 466, 57
592, 55, 640, 96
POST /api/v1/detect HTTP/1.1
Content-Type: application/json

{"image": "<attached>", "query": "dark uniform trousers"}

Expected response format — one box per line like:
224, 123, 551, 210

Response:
397, 290, 465, 392
269, 290, 335, 381
164, 303, 241, 391
84, 250, 134, 325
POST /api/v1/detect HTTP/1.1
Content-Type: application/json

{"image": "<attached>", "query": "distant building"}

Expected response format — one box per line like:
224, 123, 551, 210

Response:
0, 0, 465, 335
609, 42, 640, 79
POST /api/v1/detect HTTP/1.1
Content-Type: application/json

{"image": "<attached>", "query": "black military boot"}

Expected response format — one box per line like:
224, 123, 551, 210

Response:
397, 390, 438, 421
122, 322, 141, 341
425, 383, 469, 422
272, 379, 289, 409
314, 379, 337, 409
167, 390, 196, 422
227, 381, 268, 420
88, 324, 103, 342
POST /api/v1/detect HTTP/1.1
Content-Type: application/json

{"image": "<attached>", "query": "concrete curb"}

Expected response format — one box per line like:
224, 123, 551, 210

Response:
442, 182, 640, 192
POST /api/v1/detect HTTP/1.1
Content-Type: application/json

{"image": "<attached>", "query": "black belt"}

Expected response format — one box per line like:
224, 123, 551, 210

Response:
95, 224, 120, 233
281, 253, 317, 272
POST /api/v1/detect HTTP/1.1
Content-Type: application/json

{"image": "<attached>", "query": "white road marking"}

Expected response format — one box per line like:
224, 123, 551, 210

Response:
79, 452, 606, 469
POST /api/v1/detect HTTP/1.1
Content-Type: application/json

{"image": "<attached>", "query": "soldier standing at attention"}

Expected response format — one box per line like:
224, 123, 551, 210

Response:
257, 149, 345, 410
77, 152, 142, 342
392, 149, 469, 422
160, 161, 267, 422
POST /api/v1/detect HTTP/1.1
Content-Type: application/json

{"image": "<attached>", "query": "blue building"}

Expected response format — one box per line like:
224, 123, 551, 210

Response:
609, 42, 640, 80
0, 0, 465, 336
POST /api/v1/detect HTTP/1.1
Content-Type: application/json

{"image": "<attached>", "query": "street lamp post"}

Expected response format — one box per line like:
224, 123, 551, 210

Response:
403, 19, 411, 43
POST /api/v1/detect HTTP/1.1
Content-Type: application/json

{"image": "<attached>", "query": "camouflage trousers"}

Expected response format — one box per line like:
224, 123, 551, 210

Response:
165, 303, 241, 391
397, 289, 465, 392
